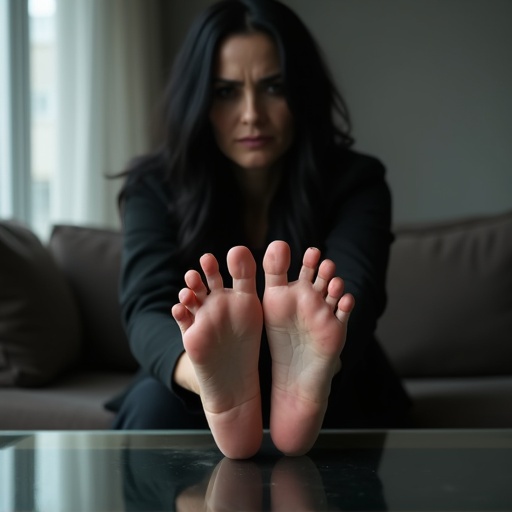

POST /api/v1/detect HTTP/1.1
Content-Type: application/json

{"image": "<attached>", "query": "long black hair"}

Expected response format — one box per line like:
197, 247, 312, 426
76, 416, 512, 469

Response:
122, 0, 353, 261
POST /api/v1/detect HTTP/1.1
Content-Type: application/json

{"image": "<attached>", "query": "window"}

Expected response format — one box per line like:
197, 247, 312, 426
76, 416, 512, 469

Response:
0, 0, 56, 240
29, 0, 56, 240
2, 0, 155, 237
0, 0, 31, 223
0, 1, 11, 218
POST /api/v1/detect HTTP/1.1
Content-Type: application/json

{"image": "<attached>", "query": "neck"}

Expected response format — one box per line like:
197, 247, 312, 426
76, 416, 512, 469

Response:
233, 164, 283, 248
235, 165, 282, 206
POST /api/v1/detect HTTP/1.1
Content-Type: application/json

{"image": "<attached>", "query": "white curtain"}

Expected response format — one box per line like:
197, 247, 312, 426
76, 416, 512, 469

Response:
53, 0, 162, 229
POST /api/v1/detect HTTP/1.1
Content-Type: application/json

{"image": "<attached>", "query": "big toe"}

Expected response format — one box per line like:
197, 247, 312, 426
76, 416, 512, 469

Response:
263, 240, 290, 287
227, 246, 257, 294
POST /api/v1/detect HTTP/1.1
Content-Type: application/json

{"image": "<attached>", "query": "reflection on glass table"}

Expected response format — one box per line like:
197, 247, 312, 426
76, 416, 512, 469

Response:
1, 429, 511, 511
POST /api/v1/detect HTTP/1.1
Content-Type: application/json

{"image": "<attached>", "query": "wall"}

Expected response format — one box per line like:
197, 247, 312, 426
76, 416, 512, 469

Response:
165, 0, 512, 223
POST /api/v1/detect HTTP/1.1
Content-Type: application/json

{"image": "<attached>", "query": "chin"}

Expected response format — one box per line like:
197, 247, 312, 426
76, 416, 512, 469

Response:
236, 157, 280, 172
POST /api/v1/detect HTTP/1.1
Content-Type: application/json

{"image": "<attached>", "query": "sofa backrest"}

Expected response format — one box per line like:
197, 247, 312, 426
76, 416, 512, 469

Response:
46, 210, 512, 380
377, 210, 512, 379
49, 225, 138, 372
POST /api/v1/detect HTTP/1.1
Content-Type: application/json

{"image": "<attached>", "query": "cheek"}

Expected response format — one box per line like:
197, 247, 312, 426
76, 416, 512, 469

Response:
210, 104, 237, 137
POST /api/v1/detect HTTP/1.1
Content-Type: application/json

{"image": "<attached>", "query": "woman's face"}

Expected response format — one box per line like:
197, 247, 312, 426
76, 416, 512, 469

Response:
209, 32, 294, 175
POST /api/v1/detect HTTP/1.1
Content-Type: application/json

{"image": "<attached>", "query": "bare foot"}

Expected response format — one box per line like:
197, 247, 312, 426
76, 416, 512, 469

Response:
271, 457, 327, 510
205, 458, 262, 511
262, 241, 355, 455
172, 247, 263, 459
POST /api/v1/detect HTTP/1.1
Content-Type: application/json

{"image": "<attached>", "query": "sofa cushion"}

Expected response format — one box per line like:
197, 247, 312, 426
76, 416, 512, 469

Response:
0, 221, 82, 386
377, 210, 512, 378
0, 370, 132, 429
48, 225, 138, 372
405, 376, 512, 428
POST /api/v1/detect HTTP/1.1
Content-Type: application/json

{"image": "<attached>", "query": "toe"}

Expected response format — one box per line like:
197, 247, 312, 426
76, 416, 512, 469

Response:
335, 293, 355, 324
178, 287, 200, 314
227, 246, 257, 294
299, 247, 321, 282
263, 241, 291, 287
325, 276, 344, 309
313, 259, 336, 294
171, 303, 194, 334
184, 270, 208, 303
200, 253, 224, 291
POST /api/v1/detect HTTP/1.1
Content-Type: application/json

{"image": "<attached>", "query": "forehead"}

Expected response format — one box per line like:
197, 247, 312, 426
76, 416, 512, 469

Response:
214, 32, 281, 77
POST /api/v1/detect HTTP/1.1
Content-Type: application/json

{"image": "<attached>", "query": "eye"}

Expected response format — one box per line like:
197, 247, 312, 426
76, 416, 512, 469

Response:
213, 85, 237, 100
265, 81, 285, 96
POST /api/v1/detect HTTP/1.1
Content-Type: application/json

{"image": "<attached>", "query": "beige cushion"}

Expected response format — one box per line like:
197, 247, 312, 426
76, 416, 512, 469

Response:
0, 221, 82, 386
377, 210, 512, 378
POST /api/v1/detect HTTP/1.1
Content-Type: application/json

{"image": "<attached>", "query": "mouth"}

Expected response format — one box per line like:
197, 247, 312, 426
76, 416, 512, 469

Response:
237, 136, 273, 148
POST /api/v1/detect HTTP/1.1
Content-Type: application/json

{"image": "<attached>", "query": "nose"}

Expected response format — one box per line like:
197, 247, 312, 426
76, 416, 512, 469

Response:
241, 92, 263, 125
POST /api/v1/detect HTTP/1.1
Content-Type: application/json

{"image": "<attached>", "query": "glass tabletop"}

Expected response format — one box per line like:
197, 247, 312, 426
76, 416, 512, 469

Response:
1, 429, 511, 511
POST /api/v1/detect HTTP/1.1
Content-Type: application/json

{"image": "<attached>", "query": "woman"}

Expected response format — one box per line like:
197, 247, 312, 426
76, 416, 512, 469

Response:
114, 0, 410, 459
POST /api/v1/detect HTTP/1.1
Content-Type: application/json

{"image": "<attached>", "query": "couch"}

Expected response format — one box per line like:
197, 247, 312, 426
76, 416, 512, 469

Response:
1, 210, 511, 430
376, 209, 512, 428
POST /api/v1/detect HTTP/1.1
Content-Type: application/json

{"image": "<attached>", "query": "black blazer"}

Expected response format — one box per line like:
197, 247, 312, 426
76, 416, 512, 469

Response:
118, 148, 410, 427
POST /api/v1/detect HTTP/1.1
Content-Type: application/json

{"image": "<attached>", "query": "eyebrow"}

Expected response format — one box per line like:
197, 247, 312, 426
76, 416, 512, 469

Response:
212, 73, 283, 86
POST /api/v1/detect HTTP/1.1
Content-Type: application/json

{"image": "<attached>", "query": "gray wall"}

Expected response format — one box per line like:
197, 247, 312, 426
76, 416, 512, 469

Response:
165, 0, 512, 223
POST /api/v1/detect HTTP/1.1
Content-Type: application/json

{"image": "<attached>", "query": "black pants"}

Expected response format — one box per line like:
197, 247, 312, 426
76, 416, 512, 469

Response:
112, 376, 208, 430
112, 342, 411, 430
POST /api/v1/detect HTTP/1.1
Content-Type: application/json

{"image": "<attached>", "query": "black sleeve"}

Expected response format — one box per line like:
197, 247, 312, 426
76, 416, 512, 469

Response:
322, 152, 393, 371
119, 172, 187, 393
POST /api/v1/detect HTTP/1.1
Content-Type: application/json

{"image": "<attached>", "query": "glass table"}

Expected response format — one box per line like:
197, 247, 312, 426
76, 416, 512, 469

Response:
1, 429, 511, 511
